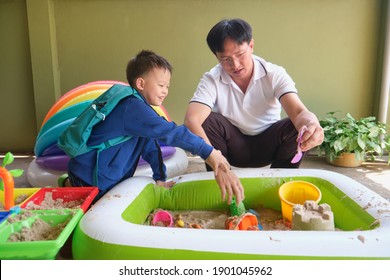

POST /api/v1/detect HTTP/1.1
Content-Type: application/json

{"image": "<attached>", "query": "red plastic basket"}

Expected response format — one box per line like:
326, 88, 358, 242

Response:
20, 187, 99, 212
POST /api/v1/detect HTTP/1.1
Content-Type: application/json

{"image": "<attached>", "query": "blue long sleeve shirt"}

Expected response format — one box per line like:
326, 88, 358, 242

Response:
68, 93, 213, 196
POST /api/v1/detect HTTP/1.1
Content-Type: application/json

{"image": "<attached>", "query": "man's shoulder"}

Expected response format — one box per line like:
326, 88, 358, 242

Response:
253, 55, 289, 78
204, 63, 222, 80
254, 55, 280, 70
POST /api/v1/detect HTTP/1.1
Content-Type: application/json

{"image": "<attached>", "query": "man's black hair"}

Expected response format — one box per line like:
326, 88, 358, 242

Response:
206, 18, 252, 55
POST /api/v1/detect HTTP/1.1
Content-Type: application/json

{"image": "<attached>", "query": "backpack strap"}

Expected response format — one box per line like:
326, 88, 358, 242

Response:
91, 137, 132, 186
91, 87, 143, 186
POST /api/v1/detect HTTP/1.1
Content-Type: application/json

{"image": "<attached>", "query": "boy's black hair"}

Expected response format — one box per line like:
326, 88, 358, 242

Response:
126, 50, 173, 88
206, 18, 252, 55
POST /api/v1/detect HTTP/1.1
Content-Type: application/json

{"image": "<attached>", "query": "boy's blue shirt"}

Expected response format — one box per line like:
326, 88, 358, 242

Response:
68, 93, 212, 196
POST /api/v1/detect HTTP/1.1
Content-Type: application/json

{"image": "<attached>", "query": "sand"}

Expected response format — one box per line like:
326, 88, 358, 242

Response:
25, 192, 84, 210
3, 192, 81, 242
4, 191, 289, 243
146, 207, 291, 231
6, 210, 69, 242
0, 194, 29, 210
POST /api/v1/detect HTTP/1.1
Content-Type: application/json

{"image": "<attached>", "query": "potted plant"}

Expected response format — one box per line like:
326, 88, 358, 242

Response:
318, 112, 390, 167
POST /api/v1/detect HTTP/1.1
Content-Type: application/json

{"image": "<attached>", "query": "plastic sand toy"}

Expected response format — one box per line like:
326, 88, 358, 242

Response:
229, 197, 246, 216
248, 209, 263, 230
225, 212, 259, 230
0, 152, 24, 211
0, 166, 14, 210
278, 180, 322, 223
152, 210, 173, 227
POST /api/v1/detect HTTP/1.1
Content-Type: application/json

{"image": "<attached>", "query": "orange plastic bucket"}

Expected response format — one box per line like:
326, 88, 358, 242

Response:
278, 181, 322, 223
225, 213, 259, 230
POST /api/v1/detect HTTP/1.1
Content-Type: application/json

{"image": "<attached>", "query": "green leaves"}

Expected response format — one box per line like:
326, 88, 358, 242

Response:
319, 112, 390, 164
2, 152, 14, 167
357, 135, 366, 150
9, 169, 24, 177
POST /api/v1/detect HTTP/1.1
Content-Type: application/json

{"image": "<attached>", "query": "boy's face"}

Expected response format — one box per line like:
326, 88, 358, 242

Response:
137, 68, 171, 106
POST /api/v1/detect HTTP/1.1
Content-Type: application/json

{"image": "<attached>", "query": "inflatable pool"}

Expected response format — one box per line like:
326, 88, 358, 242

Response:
72, 168, 390, 260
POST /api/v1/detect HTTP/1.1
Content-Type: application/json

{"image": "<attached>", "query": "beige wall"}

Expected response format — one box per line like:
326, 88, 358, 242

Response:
0, 0, 388, 153
0, 0, 36, 152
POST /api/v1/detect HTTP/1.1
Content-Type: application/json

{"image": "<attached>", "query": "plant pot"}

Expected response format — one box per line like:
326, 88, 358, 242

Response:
326, 153, 363, 167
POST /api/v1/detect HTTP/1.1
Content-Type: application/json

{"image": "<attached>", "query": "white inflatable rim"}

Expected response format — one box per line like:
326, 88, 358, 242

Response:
73, 168, 390, 259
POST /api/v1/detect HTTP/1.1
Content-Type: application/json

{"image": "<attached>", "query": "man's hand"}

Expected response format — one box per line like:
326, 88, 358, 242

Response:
280, 93, 324, 152
215, 169, 245, 205
300, 122, 324, 152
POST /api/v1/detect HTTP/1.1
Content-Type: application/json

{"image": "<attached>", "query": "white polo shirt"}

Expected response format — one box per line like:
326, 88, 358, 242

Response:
191, 55, 298, 135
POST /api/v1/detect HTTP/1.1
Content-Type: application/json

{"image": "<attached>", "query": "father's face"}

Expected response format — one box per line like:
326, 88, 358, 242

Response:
216, 38, 254, 81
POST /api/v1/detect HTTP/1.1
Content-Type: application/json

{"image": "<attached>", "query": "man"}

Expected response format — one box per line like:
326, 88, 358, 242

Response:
184, 18, 324, 171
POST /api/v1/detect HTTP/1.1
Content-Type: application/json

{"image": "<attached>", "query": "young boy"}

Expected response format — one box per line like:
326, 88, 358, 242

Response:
65, 50, 244, 204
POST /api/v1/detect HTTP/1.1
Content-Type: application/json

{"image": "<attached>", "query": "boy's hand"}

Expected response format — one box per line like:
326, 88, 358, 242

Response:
205, 149, 231, 175
156, 180, 175, 189
215, 169, 245, 205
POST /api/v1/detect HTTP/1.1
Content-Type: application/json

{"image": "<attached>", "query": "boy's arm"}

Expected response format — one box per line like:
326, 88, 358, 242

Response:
141, 139, 167, 182
127, 101, 243, 203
